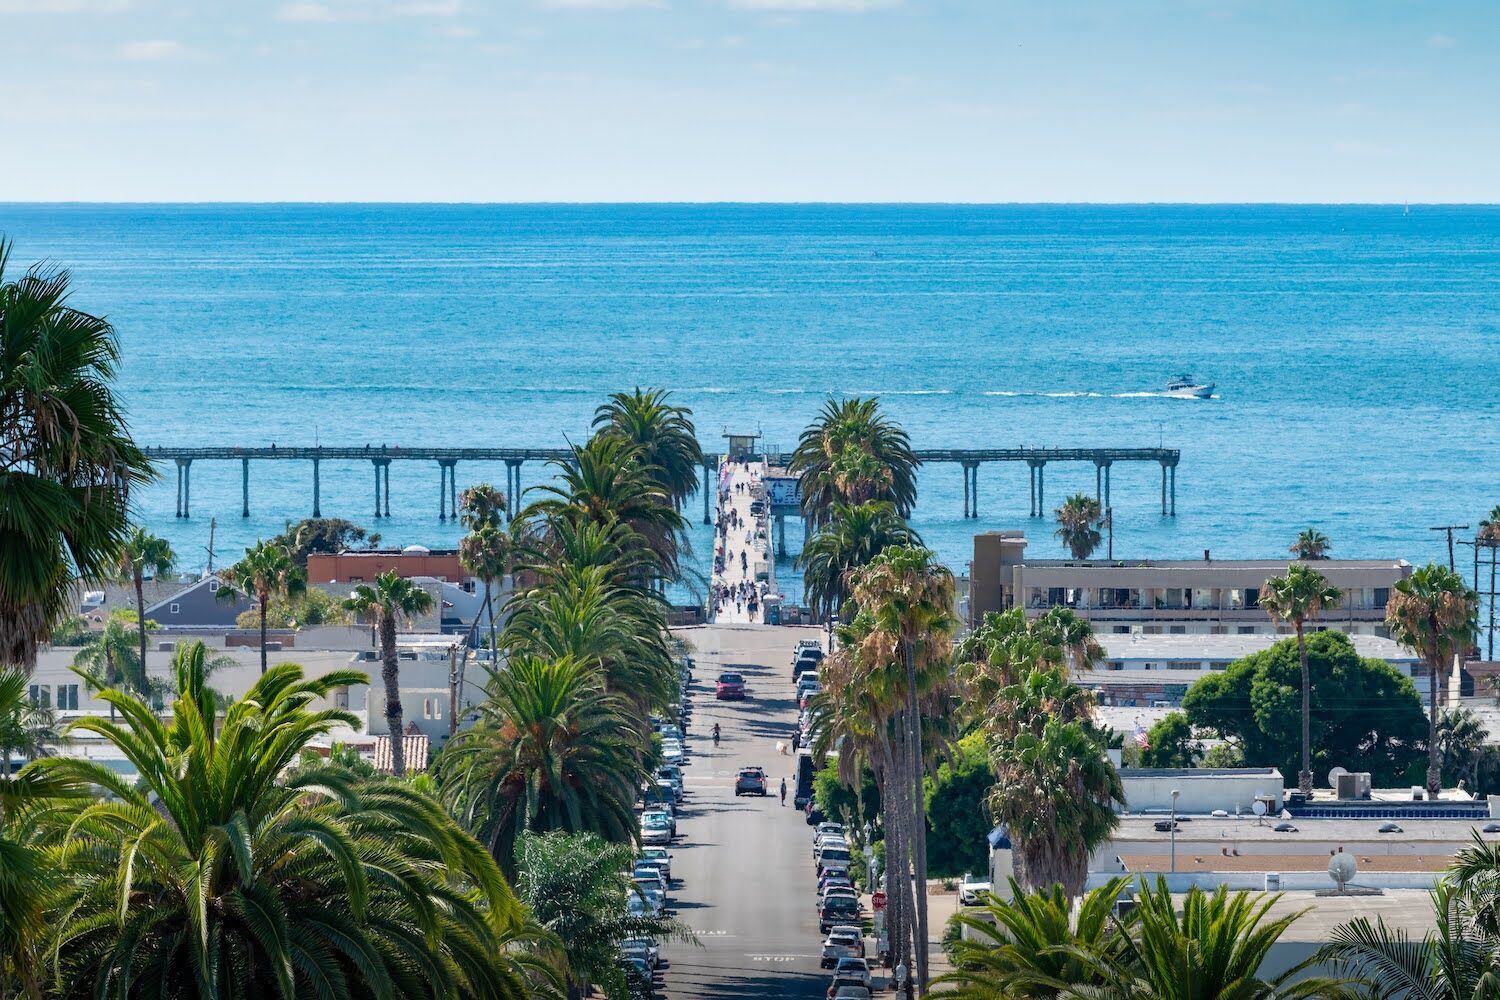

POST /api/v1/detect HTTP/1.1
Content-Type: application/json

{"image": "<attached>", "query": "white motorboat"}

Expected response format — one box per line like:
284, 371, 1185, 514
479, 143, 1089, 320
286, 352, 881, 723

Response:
1165, 374, 1214, 399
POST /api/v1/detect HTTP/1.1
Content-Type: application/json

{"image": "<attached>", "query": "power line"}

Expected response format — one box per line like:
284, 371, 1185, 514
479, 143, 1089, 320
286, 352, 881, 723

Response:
1431, 525, 1471, 573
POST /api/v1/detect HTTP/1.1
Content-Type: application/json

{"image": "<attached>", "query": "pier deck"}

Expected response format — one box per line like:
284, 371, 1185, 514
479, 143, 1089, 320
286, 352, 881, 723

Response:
710, 459, 775, 624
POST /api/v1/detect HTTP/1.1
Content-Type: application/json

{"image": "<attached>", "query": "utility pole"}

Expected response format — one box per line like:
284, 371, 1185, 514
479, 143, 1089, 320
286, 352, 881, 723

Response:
1430, 525, 1469, 573
1105, 507, 1114, 561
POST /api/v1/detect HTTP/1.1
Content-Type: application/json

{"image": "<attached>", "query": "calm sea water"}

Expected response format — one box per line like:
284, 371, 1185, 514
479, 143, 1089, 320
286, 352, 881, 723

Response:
2, 204, 1498, 611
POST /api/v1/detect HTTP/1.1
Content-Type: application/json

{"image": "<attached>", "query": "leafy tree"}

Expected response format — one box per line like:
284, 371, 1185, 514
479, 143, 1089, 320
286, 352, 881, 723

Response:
236, 586, 351, 630
798, 499, 920, 622
1140, 712, 1200, 768
1291, 528, 1331, 560
1182, 630, 1427, 787
0, 239, 153, 668
268, 517, 375, 569
515, 831, 691, 1000
1053, 493, 1103, 560
220, 539, 307, 675
1387, 564, 1480, 796
38, 642, 532, 999
439, 655, 643, 879
591, 387, 705, 511
1201, 742, 1244, 768
932, 876, 1133, 999
924, 732, 995, 879
789, 397, 919, 531
985, 667, 1123, 897
813, 757, 880, 831
343, 570, 435, 777
45, 616, 91, 647
1260, 563, 1343, 795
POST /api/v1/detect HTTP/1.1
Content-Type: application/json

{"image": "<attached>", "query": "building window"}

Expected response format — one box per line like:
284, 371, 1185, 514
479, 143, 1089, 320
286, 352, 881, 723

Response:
1112, 625, 1131, 634
208, 579, 220, 592
1169, 625, 1186, 634
1244, 588, 1260, 610
169, 603, 180, 614
57, 684, 79, 710
1143, 626, 1163, 635
1211, 626, 1228, 635
1209, 661, 1231, 671
1238, 626, 1257, 635
28, 684, 50, 709
1374, 587, 1390, 610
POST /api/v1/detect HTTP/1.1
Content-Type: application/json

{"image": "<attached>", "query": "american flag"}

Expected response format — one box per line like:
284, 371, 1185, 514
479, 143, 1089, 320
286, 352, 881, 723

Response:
1133, 723, 1149, 749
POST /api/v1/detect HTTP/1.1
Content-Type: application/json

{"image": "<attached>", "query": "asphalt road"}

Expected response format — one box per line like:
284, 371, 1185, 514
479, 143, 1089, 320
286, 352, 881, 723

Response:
660, 624, 831, 1000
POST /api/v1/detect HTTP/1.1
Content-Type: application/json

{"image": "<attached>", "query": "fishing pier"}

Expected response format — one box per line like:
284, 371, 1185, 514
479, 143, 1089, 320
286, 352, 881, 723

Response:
143, 444, 1181, 523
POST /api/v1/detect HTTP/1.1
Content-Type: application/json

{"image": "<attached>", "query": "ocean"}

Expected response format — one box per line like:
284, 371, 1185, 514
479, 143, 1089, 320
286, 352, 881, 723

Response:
2, 203, 1497, 615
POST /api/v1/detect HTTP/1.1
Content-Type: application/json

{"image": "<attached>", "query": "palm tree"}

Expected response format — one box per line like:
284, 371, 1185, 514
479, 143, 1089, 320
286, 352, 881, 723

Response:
115, 526, 175, 697
0, 239, 153, 669
1, 669, 81, 999
1031, 607, 1104, 673
985, 667, 1123, 898
1291, 528, 1331, 560
526, 435, 686, 580
515, 830, 693, 1000
439, 655, 643, 879
1054, 494, 1103, 560
1260, 563, 1344, 796
798, 500, 920, 622
460, 482, 509, 531
71, 610, 152, 718
849, 545, 957, 993
1080, 878, 1354, 999
462, 521, 512, 656
1321, 877, 1498, 998
343, 570, 435, 777
39, 642, 531, 999
591, 387, 705, 511
1386, 564, 1479, 798
219, 539, 306, 675
789, 397, 920, 530
932, 876, 1132, 999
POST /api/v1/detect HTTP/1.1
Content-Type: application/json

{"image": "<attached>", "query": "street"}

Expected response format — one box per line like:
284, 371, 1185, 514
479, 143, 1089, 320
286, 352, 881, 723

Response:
662, 623, 829, 999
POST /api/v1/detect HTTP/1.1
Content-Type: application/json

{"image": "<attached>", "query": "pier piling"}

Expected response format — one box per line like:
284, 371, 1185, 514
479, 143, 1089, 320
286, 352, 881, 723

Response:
241, 458, 249, 518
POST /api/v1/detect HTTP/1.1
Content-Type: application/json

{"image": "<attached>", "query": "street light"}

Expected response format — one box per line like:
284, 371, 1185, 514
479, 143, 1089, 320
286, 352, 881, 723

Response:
1170, 788, 1180, 874
826, 614, 839, 654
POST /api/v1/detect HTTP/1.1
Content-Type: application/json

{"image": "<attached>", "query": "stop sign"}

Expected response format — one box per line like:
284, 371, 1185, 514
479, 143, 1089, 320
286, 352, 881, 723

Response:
872, 890, 886, 911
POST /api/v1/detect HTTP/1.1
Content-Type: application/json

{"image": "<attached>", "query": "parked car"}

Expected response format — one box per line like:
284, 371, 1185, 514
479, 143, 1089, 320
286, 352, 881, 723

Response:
640, 847, 672, 881
631, 884, 665, 916
820, 933, 861, 968
959, 872, 993, 906
640, 810, 673, 845
834, 957, 871, 989
827, 975, 870, 999
813, 822, 846, 843
715, 672, 746, 700
735, 766, 768, 796
816, 847, 852, 874
819, 896, 861, 932
825, 925, 865, 959
632, 866, 668, 895
620, 936, 660, 971
793, 655, 821, 681
656, 766, 684, 801
618, 955, 654, 992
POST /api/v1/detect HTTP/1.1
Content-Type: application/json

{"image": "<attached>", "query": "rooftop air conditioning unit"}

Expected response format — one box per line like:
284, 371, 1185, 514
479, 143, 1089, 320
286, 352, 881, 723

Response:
264, 641, 283, 653
357, 650, 379, 661
157, 641, 177, 652
1335, 772, 1371, 800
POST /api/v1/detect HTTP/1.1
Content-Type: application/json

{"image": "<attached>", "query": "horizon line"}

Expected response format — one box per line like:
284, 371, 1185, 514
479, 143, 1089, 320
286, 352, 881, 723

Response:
3, 200, 1497, 208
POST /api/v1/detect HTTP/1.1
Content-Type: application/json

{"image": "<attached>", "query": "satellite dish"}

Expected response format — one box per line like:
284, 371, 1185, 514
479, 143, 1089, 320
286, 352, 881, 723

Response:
1328, 766, 1349, 791
1252, 800, 1267, 817
1329, 853, 1357, 893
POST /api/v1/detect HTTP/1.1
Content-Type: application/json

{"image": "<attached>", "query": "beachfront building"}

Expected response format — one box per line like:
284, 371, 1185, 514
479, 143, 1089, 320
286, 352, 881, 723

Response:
969, 531, 1410, 637
307, 545, 469, 585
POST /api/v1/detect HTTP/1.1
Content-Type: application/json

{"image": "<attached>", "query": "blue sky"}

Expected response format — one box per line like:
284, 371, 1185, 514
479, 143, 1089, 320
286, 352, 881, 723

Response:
1, 0, 1495, 201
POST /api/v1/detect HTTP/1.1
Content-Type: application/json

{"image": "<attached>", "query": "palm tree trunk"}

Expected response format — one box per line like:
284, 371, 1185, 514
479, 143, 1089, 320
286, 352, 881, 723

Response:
875, 738, 907, 977
486, 577, 497, 657
134, 571, 149, 695
885, 718, 918, 992
259, 591, 269, 676
105, 646, 117, 723
1428, 610, 1441, 798
1297, 620, 1312, 796
381, 612, 406, 776
903, 640, 930, 994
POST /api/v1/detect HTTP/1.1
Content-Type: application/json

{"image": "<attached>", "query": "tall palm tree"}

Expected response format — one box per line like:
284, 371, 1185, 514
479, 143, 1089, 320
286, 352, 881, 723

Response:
71, 610, 150, 718
1054, 494, 1103, 560
462, 521, 512, 657
1080, 878, 1354, 999
343, 570, 435, 777
1260, 563, 1344, 796
849, 545, 957, 993
219, 539, 306, 675
439, 655, 643, 879
984, 667, 1123, 898
591, 387, 705, 511
459, 482, 509, 531
1291, 528, 1332, 560
1, 668, 82, 999
115, 526, 175, 698
1386, 564, 1479, 798
932, 876, 1132, 999
0, 239, 153, 669
39, 642, 530, 999
789, 397, 920, 530
526, 436, 686, 580
798, 500, 920, 622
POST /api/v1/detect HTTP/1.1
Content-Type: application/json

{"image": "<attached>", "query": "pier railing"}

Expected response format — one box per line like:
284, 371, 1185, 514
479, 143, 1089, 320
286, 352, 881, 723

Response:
142, 444, 1181, 523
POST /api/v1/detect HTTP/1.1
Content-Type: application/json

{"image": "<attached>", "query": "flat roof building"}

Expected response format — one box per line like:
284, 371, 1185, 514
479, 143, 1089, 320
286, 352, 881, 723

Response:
971, 531, 1410, 637
307, 546, 467, 585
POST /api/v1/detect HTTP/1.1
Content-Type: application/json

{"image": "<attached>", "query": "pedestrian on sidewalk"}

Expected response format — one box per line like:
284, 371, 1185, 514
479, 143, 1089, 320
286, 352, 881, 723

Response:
780, 778, 787, 805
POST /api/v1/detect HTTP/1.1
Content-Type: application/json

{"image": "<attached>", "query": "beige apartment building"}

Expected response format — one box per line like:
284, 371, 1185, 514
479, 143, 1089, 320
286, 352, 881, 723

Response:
971, 531, 1410, 637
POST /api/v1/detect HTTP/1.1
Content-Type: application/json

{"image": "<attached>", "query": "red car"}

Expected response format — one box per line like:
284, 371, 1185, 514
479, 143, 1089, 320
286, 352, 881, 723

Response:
715, 672, 746, 700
